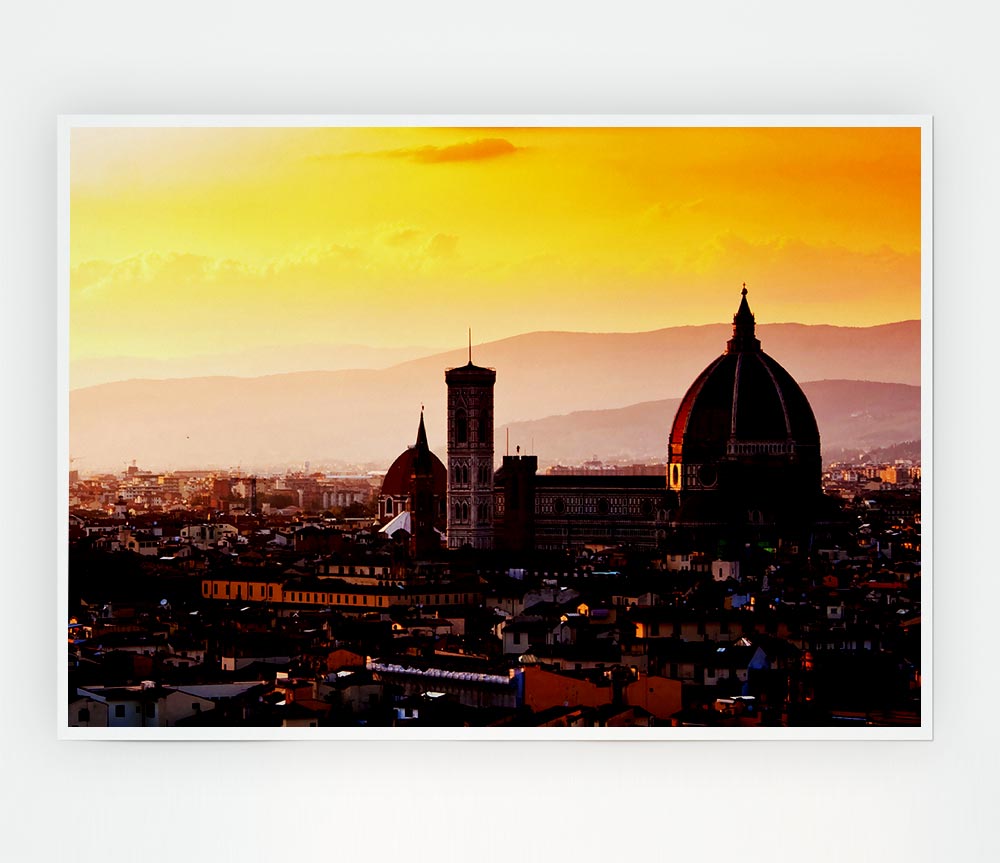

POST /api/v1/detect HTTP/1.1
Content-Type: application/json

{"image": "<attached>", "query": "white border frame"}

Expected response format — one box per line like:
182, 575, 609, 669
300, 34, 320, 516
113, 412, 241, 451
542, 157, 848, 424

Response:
58, 114, 932, 741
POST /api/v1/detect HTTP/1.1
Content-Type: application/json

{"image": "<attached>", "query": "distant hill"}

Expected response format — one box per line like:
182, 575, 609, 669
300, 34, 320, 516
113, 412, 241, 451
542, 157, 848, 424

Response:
70, 342, 442, 390
824, 439, 922, 465
498, 380, 921, 467
69, 321, 920, 472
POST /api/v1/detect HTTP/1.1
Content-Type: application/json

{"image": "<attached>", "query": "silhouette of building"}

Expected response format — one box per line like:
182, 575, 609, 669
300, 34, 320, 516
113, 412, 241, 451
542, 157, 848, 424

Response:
667, 285, 825, 555
445, 349, 496, 550
427, 286, 833, 558
409, 411, 440, 558
378, 412, 447, 531
493, 464, 672, 552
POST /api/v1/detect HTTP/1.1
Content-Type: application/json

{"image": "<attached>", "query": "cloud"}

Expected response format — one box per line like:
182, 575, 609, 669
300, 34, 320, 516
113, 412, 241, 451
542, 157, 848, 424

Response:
367, 137, 522, 164
642, 199, 705, 221
384, 228, 422, 247
425, 233, 458, 258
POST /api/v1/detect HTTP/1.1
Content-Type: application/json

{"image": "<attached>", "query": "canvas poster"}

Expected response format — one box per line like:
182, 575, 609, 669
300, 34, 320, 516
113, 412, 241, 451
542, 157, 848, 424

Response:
61, 118, 929, 738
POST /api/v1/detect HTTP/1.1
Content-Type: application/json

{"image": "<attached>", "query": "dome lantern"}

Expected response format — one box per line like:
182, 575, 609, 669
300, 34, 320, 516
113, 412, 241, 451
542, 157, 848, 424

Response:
726, 283, 761, 353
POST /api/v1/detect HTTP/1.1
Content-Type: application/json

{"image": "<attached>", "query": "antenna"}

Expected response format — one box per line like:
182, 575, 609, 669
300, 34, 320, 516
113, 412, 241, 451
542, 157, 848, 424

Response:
506, 427, 509, 456
468, 328, 472, 364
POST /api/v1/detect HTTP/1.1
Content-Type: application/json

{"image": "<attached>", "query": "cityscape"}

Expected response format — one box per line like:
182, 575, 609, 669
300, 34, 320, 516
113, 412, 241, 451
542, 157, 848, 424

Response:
66, 125, 923, 731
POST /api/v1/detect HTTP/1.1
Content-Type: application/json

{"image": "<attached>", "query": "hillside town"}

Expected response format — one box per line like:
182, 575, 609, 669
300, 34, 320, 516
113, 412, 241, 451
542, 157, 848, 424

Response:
67, 452, 920, 729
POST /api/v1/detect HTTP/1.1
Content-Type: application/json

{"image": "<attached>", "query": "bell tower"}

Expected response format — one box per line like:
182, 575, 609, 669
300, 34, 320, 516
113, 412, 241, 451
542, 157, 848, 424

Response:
445, 336, 496, 549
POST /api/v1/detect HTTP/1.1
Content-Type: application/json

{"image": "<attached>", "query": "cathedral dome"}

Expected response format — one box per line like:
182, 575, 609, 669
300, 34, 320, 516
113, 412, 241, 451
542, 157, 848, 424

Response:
380, 447, 447, 499
667, 287, 820, 498
380, 414, 447, 500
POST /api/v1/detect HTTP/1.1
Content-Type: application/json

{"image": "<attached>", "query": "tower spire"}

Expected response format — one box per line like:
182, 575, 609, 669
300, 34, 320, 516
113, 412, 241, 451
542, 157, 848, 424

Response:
726, 282, 761, 353
413, 406, 432, 474
415, 407, 428, 449
468, 328, 472, 364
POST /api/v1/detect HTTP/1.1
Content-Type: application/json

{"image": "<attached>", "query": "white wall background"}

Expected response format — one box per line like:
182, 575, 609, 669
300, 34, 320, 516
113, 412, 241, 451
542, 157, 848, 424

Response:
2, 1, 996, 860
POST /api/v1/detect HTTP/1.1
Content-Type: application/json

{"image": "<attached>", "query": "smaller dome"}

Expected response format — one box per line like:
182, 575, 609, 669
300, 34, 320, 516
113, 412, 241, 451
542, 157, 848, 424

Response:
380, 412, 447, 499
380, 447, 447, 498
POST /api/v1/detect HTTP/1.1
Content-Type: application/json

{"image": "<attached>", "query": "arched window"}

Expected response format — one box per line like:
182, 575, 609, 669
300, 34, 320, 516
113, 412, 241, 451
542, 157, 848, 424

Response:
455, 409, 468, 444
461, 502, 469, 522
461, 465, 469, 485
385, 499, 393, 516
478, 411, 490, 444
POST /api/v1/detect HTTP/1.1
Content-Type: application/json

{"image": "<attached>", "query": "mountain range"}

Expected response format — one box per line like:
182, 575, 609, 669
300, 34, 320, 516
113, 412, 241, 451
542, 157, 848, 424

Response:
69, 320, 921, 473
498, 379, 921, 467
70, 343, 441, 390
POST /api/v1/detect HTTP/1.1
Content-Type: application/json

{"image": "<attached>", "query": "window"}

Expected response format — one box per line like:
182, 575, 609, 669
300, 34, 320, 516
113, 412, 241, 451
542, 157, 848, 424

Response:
455, 409, 468, 444
477, 412, 490, 444
77, 708, 90, 723
114, 705, 125, 718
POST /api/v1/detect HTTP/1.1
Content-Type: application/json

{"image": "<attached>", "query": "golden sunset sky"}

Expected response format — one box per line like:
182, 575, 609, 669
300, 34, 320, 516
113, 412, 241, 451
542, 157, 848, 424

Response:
70, 125, 921, 363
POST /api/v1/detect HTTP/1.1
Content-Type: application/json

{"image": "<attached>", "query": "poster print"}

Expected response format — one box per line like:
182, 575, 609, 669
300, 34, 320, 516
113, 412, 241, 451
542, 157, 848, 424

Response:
60, 118, 929, 738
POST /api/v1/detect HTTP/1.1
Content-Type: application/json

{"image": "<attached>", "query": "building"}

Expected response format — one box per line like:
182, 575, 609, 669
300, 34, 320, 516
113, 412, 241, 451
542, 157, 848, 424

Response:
431, 287, 831, 558
493, 464, 672, 552
378, 411, 448, 529
445, 349, 497, 550
667, 286, 826, 556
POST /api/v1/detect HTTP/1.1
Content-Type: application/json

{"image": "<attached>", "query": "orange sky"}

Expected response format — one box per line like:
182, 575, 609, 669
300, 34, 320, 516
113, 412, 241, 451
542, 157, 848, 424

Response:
70, 125, 921, 362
